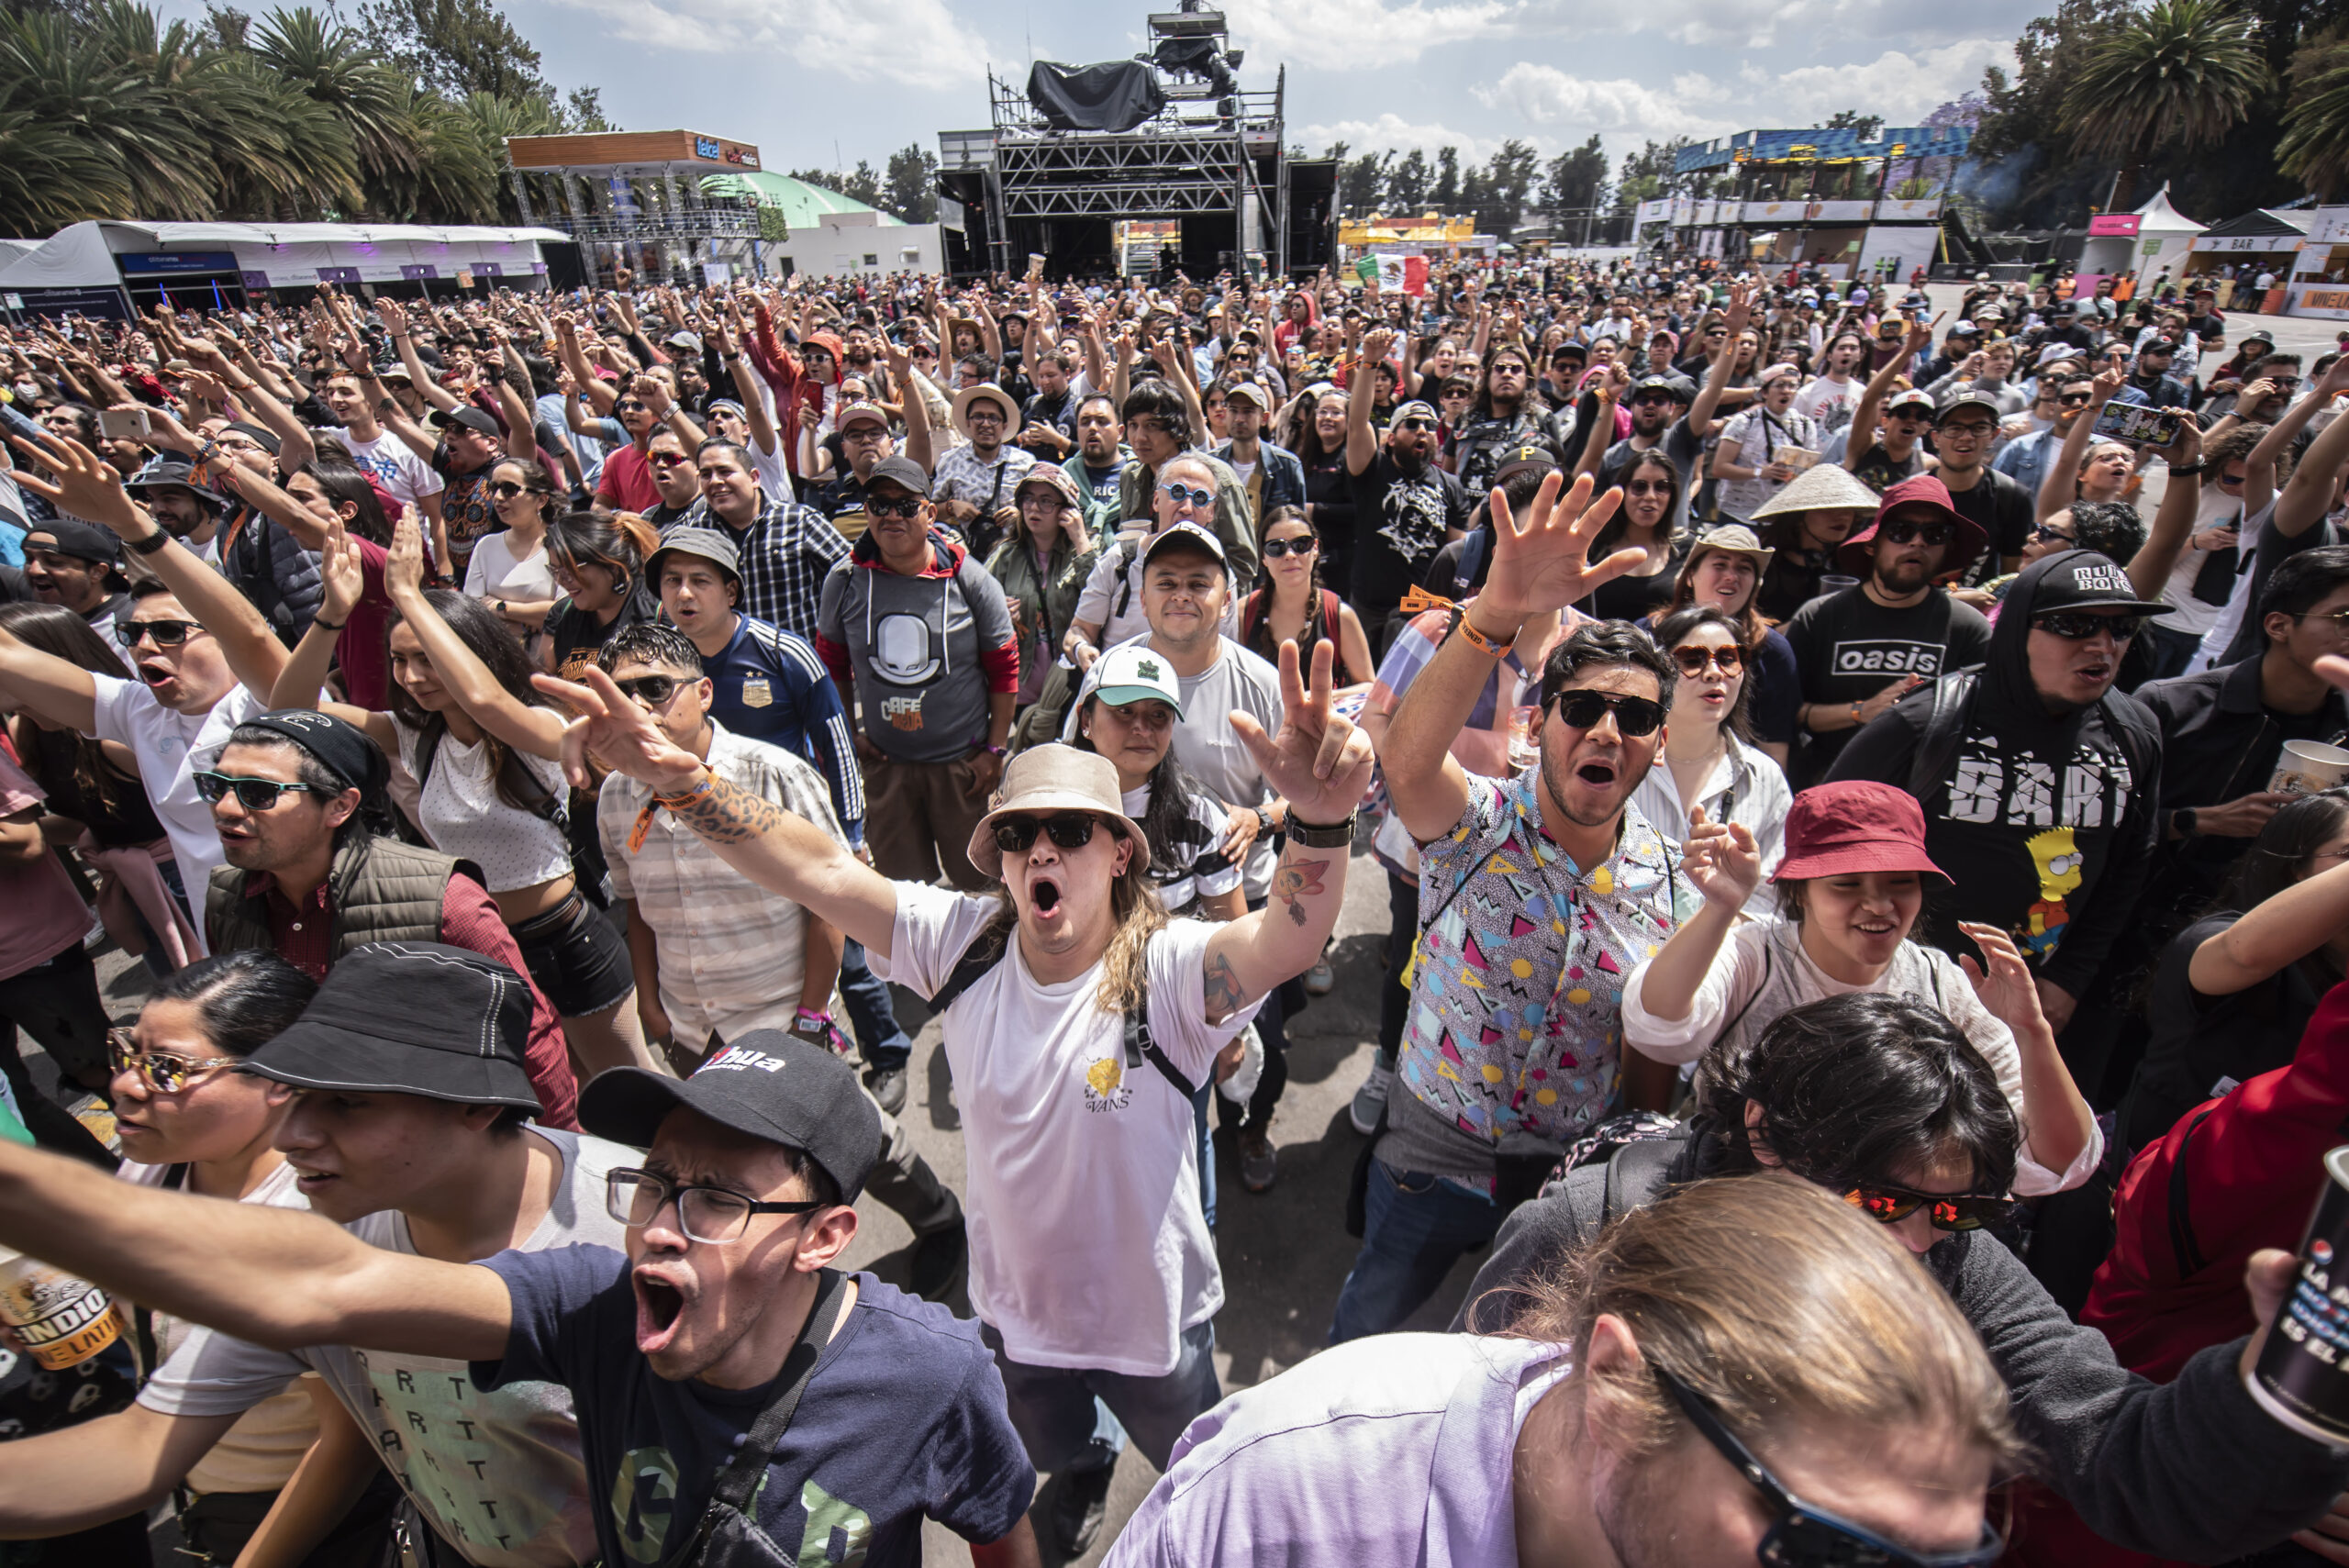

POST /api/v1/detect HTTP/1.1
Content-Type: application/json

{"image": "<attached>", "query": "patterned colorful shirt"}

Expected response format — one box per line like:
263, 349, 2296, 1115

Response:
1398, 769, 1680, 1148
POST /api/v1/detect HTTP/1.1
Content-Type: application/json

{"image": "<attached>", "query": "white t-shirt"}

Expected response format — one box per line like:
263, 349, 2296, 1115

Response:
120, 1159, 318, 1496
338, 429, 444, 510
870, 885, 1263, 1376
1166, 637, 1284, 902
391, 717, 572, 893
1793, 373, 1861, 442
464, 531, 560, 607
2156, 483, 2243, 639
87, 676, 266, 940
139, 1127, 633, 1568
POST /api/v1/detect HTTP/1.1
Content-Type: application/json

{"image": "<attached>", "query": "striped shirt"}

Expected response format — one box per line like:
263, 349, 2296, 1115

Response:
598, 723, 844, 1048
672, 495, 851, 644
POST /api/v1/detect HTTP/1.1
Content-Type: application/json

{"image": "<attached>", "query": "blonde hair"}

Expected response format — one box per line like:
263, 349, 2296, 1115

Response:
1508, 1174, 2023, 1473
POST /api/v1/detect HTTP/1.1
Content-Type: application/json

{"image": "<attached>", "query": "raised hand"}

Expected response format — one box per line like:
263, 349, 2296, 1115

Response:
386, 506, 429, 602
530, 665, 705, 794
373, 297, 408, 338
1230, 639, 1374, 828
1683, 806, 1761, 912
317, 516, 365, 626
1957, 921, 2048, 1033
6, 431, 144, 536
1473, 468, 1643, 629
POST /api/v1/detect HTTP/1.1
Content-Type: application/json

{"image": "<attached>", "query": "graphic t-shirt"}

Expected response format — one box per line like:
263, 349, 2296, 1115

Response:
1346, 452, 1470, 612
139, 1129, 634, 1567
477, 1256, 1034, 1568
433, 450, 500, 577
1782, 586, 1992, 779
340, 429, 444, 511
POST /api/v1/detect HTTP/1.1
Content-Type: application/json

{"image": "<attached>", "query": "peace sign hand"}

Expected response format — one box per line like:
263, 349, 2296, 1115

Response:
1230, 639, 1373, 828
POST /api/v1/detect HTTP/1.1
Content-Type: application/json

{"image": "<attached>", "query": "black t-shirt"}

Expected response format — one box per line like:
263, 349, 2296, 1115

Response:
1576, 534, 1690, 623
2121, 912, 2327, 1155
1597, 420, 1705, 530
1848, 442, 1926, 496
433, 448, 499, 575
543, 584, 662, 686
478, 1250, 1034, 1568
1783, 585, 1993, 779
1345, 452, 1469, 611
1020, 389, 1078, 443
1941, 467, 2034, 588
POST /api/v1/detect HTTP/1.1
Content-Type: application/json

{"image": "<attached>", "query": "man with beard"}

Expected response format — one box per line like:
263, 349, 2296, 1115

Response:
1069, 394, 1130, 539
1347, 328, 1470, 652
1017, 349, 1080, 463
1995, 373, 2098, 505
1330, 473, 1675, 1342
122, 455, 226, 563
1831, 550, 2167, 1045
1451, 343, 1561, 496
1783, 475, 1994, 786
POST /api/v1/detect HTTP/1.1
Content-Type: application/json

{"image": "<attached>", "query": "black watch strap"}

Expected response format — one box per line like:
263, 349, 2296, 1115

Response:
126, 528, 171, 556
2176, 807, 2199, 838
1286, 813, 1356, 849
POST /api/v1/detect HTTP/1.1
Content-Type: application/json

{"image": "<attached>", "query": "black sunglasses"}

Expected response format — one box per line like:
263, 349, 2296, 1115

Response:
611, 674, 685, 705
1549, 690, 1665, 736
488, 480, 538, 500
117, 618, 206, 648
1262, 537, 1317, 559
1878, 518, 1954, 548
194, 772, 331, 810
1843, 1181, 2021, 1233
1656, 1365, 2006, 1568
866, 495, 923, 519
614, 399, 648, 413
2057, 392, 2094, 406
2030, 524, 2076, 545
992, 813, 1106, 855
2032, 610, 2143, 641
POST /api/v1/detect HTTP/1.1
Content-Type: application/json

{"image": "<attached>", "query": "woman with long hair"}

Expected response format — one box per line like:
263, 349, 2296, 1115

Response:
542, 508, 662, 683
1625, 779, 2099, 1192
1658, 526, 1799, 765
0, 602, 195, 971
273, 513, 656, 1077
1238, 506, 1373, 688
988, 465, 1097, 712
1574, 449, 1689, 622
1292, 387, 1355, 591
1746, 461, 1883, 619
466, 456, 562, 650
1629, 606, 1790, 917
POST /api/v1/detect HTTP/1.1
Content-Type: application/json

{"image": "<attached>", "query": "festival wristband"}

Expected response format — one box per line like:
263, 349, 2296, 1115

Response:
1448, 604, 1514, 658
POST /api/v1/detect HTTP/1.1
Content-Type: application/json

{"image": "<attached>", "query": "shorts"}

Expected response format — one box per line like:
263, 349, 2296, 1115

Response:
507, 889, 634, 1017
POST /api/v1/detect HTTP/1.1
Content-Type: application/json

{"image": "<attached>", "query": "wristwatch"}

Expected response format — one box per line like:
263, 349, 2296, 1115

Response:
1287, 812, 1356, 849
2175, 807, 2199, 839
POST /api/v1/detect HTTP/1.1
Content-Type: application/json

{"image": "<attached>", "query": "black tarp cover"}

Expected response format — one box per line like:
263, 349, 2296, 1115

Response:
1026, 60, 1165, 132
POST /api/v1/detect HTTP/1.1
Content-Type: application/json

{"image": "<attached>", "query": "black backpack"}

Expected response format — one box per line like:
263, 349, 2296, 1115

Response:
1902, 670, 2162, 814
925, 923, 1194, 1097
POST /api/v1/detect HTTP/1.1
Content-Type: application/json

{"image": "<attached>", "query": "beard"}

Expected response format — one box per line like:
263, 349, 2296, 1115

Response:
1390, 444, 1430, 477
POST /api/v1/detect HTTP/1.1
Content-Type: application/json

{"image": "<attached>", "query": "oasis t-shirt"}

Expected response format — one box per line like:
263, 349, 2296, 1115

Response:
1782, 585, 1992, 780
476, 1257, 1033, 1568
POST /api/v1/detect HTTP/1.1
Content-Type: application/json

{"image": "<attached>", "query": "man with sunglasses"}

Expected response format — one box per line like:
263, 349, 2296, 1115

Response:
1785, 475, 1993, 786
1841, 317, 1938, 494
1348, 328, 1471, 652
1334, 473, 1680, 1342
639, 428, 701, 530
1833, 550, 2166, 1043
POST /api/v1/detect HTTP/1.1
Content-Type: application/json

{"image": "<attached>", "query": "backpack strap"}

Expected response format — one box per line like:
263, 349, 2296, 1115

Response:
2165, 1106, 2217, 1280
1905, 670, 1979, 809
1454, 528, 1489, 596
1601, 1136, 1683, 1227
926, 925, 1010, 1015
1122, 979, 1195, 1097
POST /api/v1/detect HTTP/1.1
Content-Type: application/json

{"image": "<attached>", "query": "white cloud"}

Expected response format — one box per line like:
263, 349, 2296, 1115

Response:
1747, 41, 2018, 125
1296, 113, 1509, 163
1475, 63, 1738, 143
1223, 0, 1520, 70
538, 0, 990, 86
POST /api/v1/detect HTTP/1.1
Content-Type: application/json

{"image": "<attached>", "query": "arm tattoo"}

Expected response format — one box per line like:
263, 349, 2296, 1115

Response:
673, 773, 793, 844
1203, 952, 1246, 1018
1270, 849, 1332, 929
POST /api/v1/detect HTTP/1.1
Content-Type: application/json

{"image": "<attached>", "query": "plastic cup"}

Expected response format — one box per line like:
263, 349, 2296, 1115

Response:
2271, 740, 2349, 797
2246, 1146, 2349, 1444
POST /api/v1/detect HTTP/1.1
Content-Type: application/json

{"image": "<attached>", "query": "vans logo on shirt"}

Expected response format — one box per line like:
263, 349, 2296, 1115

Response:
1831, 639, 1944, 677
1082, 1055, 1132, 1112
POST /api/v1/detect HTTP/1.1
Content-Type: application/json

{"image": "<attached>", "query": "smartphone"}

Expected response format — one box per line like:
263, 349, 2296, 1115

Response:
2091, 401, 2183, 448
97, 407, 152, 442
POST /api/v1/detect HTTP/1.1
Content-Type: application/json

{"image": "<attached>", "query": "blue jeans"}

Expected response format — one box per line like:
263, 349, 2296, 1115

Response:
837, 939, 910, 1071
979, 1318, 1220, 1473
2145, 621, 2205, 682
1328, 1158, 1502, 1344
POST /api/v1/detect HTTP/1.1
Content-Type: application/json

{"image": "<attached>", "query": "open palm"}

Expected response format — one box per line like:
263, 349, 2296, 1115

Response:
1479, 469, 1647, 626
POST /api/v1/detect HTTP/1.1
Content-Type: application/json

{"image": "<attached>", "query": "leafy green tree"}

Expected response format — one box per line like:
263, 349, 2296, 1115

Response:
1820, 109, 1886, 137
354, 0, 546, 103
1431, 146, 1460, 209
884, 142, 937, 223
2063, 0, 2267, 207
1542, 135, 1609, 217
2279, 24, 2349, 195
1386, 148, 1429, 210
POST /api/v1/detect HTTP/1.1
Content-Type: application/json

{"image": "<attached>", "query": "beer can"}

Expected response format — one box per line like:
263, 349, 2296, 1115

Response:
0, 1246, 127, 1372
2247, 1146, 2349, 1444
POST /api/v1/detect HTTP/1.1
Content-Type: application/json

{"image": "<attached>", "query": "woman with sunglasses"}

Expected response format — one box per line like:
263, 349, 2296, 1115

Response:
542, 509, 662, 684
1625, 779, 2099, 1193
1457, 988, 2343, 1567
109, 951, 397, 1564
2149, 423, 2272, 678
1237, 506, 1372, 689
464, 457, 561, 651
275, 516, 656, 1078
1630, 606, 1789, 919
1573, 450, 1690, 622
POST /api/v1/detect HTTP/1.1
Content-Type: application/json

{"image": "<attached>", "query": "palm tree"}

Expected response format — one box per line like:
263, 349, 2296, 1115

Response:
252, 6, 422, 205
2279, 31, 2349, 198
2063, 0, 2268, 210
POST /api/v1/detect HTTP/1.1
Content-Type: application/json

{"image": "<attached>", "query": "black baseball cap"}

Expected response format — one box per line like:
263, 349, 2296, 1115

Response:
236, 707, 389, 795
579, 1032, 881, 1202
2030, 550, 2172, 617
429, 405, 500, 438
246, 941, 543, 1111
1631, 373, 1693, 404
1493, 440, 1561, 483
24, 517, 122, 564
865, 454, 930, 499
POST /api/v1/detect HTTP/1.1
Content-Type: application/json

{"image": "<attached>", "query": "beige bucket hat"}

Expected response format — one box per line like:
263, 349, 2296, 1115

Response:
967, 744, 1151, 880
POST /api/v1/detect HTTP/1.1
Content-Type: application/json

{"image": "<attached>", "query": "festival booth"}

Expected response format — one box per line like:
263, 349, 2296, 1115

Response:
2072, 184, 2204, 295
2183, 208, 2309, 311
2285, 207, 2349, 322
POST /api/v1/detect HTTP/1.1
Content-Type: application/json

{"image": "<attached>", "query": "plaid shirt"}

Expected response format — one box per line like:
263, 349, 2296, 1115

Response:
673, 495, 850, 643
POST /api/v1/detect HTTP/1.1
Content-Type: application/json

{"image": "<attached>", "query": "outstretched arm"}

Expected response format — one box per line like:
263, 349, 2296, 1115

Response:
0, 1404, 239, 1538
387, 515, 567, 760
1202, 641, 1374, 1020
2041, 366, 2121, 524
1844, 313, 1936, 471
1346, 326, 1390, 475
532, 665, 903, 956
0, 1137, 513, 1361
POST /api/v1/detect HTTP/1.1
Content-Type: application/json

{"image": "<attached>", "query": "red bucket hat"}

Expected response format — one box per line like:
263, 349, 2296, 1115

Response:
1772, 781, 1951, 884
1834, 473, 1988, 578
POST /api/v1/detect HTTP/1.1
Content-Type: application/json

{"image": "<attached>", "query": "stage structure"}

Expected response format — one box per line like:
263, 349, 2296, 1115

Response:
936, 6, 1335, 279
504, 131, 766, 288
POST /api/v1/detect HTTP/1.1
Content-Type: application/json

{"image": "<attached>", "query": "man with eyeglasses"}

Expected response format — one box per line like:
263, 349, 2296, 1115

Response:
1334, 473, 1682, 1342
809, 400, 907, 524
1832, 550, 2167, 1042
933, 384, 1036, 562
1785, 476, 1994, 786
591, 621, 968, 1294
1347, 328, 1471, 652
0, 940, 631, 1564
1930, 393, 2033, 593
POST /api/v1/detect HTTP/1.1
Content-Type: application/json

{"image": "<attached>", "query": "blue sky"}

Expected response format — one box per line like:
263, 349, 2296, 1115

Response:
423, 0, 2042, 182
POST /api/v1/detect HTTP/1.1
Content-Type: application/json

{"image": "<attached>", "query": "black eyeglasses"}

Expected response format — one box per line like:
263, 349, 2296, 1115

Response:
117, 618, 206, 649
2057, 392, 2094, 406
1878, 518, 1954, 547
1262, 537, 1317, 559
1654, 1365, 2007, 1568
992, 813, 1106, 855
866, 495, 923, 519
607, 1167, 823, 1245
2032, 611, 2143, 641
1842, 1181, 2021, 1233
194, 772, 331, 810
611, 674, 684, 705
1549, 690, 1665, 736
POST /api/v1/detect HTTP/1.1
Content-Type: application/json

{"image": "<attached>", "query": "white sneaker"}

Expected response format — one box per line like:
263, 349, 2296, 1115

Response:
1350, 1060, 1393, 1136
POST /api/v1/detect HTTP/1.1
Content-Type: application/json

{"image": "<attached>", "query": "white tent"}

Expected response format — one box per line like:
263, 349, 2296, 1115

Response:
2075, 183, 2204, 294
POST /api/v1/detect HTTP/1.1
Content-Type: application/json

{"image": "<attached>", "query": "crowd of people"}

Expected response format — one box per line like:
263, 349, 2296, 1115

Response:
0, 252, 2343, 1565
